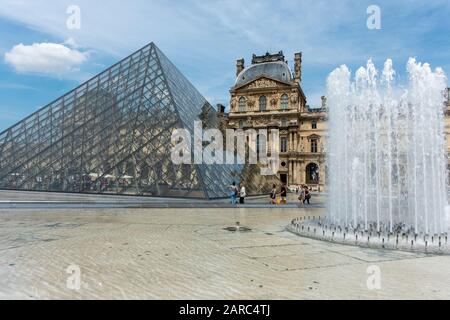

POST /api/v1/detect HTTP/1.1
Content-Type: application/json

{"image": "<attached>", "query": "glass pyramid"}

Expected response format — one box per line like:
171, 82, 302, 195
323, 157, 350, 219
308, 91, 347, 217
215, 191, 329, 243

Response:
0, 43, 278, 199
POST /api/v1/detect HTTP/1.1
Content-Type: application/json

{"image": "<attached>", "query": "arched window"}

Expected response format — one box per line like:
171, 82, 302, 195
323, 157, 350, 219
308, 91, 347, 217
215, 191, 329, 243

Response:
238, 97, 246, 112
306, 163, 319, 184
281, 94, 289, 110
259, 96, 267, 111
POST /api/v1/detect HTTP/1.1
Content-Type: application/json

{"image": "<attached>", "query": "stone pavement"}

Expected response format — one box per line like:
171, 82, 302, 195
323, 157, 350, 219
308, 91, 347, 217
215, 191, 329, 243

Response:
0, 191, 449, 299
0, 190, 325, 209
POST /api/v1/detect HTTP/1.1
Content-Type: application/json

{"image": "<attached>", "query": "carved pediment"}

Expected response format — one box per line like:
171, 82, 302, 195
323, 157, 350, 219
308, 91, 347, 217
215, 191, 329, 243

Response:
247, 78, 279, 89
237, 77, 290, 91
307, 134, 321, 141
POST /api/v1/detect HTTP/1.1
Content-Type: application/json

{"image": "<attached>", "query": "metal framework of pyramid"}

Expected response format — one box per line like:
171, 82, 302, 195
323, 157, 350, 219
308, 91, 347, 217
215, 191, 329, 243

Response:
0, 43, 278, 199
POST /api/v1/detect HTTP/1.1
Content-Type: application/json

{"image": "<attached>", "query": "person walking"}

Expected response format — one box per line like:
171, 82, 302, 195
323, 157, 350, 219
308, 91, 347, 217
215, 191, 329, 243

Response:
304, 186, 311, 205
280, 183, 287, 204
239, 184, 246, 204
270, 184, 277, 205
298, 184, 305, 205
230, 182, 238, 205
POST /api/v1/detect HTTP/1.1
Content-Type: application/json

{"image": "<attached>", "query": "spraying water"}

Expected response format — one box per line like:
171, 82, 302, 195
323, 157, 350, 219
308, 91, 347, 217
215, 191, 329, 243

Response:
326, 58, 448, 235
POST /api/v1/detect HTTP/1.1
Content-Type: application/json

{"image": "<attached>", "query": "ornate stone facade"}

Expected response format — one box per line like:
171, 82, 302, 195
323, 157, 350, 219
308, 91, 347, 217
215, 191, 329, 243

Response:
223, 52, 450, 191
226, 51, 327, 191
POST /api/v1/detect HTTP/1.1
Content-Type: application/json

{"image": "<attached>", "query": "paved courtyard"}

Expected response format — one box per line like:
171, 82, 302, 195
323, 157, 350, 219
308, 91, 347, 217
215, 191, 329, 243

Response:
0, 191, 449, 299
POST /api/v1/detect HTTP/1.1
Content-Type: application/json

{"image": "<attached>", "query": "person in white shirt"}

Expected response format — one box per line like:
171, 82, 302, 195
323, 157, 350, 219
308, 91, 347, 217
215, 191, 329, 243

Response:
298, 184, 305, 205
239, 184, 246, 204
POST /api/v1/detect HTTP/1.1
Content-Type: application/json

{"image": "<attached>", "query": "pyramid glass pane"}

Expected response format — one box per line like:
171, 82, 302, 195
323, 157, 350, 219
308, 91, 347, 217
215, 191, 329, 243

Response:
0, 43, 278, 199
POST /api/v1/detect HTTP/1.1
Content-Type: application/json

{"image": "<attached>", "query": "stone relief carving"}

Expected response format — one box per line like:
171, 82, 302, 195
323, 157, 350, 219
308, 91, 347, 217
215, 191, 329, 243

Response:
254, 118, 267, 126
247, 78, 278, 89
290, 93, 298, 104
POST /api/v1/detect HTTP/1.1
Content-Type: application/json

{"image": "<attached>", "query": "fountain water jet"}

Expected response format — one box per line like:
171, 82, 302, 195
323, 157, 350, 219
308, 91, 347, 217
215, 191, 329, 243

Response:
288, 58, 449, 254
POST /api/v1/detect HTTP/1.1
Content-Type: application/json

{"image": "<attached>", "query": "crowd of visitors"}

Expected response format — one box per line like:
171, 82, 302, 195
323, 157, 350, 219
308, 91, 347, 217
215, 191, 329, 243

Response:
230, 182, 312, 206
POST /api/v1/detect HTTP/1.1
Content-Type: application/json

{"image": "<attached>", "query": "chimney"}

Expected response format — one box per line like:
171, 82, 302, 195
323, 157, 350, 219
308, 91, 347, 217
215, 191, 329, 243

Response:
294, 52, 302, 84
217, 104, 226, 114
321, 96, 327, 109
236, 58, 245, 77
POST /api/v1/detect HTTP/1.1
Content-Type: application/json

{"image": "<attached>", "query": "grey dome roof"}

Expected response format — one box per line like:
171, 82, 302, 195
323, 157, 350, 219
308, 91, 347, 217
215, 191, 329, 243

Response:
235, 61, 293, 87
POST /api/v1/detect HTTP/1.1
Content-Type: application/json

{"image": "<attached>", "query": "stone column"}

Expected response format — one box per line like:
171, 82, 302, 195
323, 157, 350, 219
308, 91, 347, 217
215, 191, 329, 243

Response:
320, 161, 326, 189
300, 163, 306, 185
289, 132, 292, 151
292, 161, 296, 185
292, 161, 296, 184
268, 130, 272, 155
293, 132, 298, 152
289, 161, 293, 185
292, 160, 297, 184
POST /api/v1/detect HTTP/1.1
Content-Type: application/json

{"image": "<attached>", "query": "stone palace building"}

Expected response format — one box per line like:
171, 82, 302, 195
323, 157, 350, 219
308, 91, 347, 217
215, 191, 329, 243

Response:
223, 51, 327, 191
222, 52, 450, 191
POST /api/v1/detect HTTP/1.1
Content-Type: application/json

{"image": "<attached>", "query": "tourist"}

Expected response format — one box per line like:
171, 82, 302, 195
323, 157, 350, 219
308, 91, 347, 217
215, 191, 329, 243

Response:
230, 182, 238, 205
304, 186, 311, 205
239, 184, 246, 204
280, 183, 287, 204
298, 185, 305, 204
270, 184, 277, 205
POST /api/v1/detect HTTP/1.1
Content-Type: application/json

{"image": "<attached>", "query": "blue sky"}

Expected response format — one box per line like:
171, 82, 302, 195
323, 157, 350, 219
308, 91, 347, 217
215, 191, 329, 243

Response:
0, 0, 449, 131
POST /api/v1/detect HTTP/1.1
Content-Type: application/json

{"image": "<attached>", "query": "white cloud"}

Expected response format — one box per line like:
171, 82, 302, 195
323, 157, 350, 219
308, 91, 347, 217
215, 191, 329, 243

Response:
64, 37, 81, 49
4, 42, 88, 76
0, 0, 448, 98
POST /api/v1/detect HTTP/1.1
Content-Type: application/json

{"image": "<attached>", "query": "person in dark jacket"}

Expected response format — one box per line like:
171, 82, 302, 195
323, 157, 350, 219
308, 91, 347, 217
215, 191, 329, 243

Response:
280, 184, 287, 204
304, 186, 311, 205
270, 184, 277, 204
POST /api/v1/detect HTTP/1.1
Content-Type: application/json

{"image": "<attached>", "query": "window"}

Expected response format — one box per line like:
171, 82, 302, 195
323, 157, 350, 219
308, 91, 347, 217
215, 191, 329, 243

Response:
238, 97, 246, 112
259, 96, 266, 111
306, 163, 319, 184
312, 120, 317, 129
311, 139, 318, 153
257, 135, 267, 156
281, 94, 289, 110
281, 119, 288, 127
239, 120, 245, 128
281, 137, 288, 153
